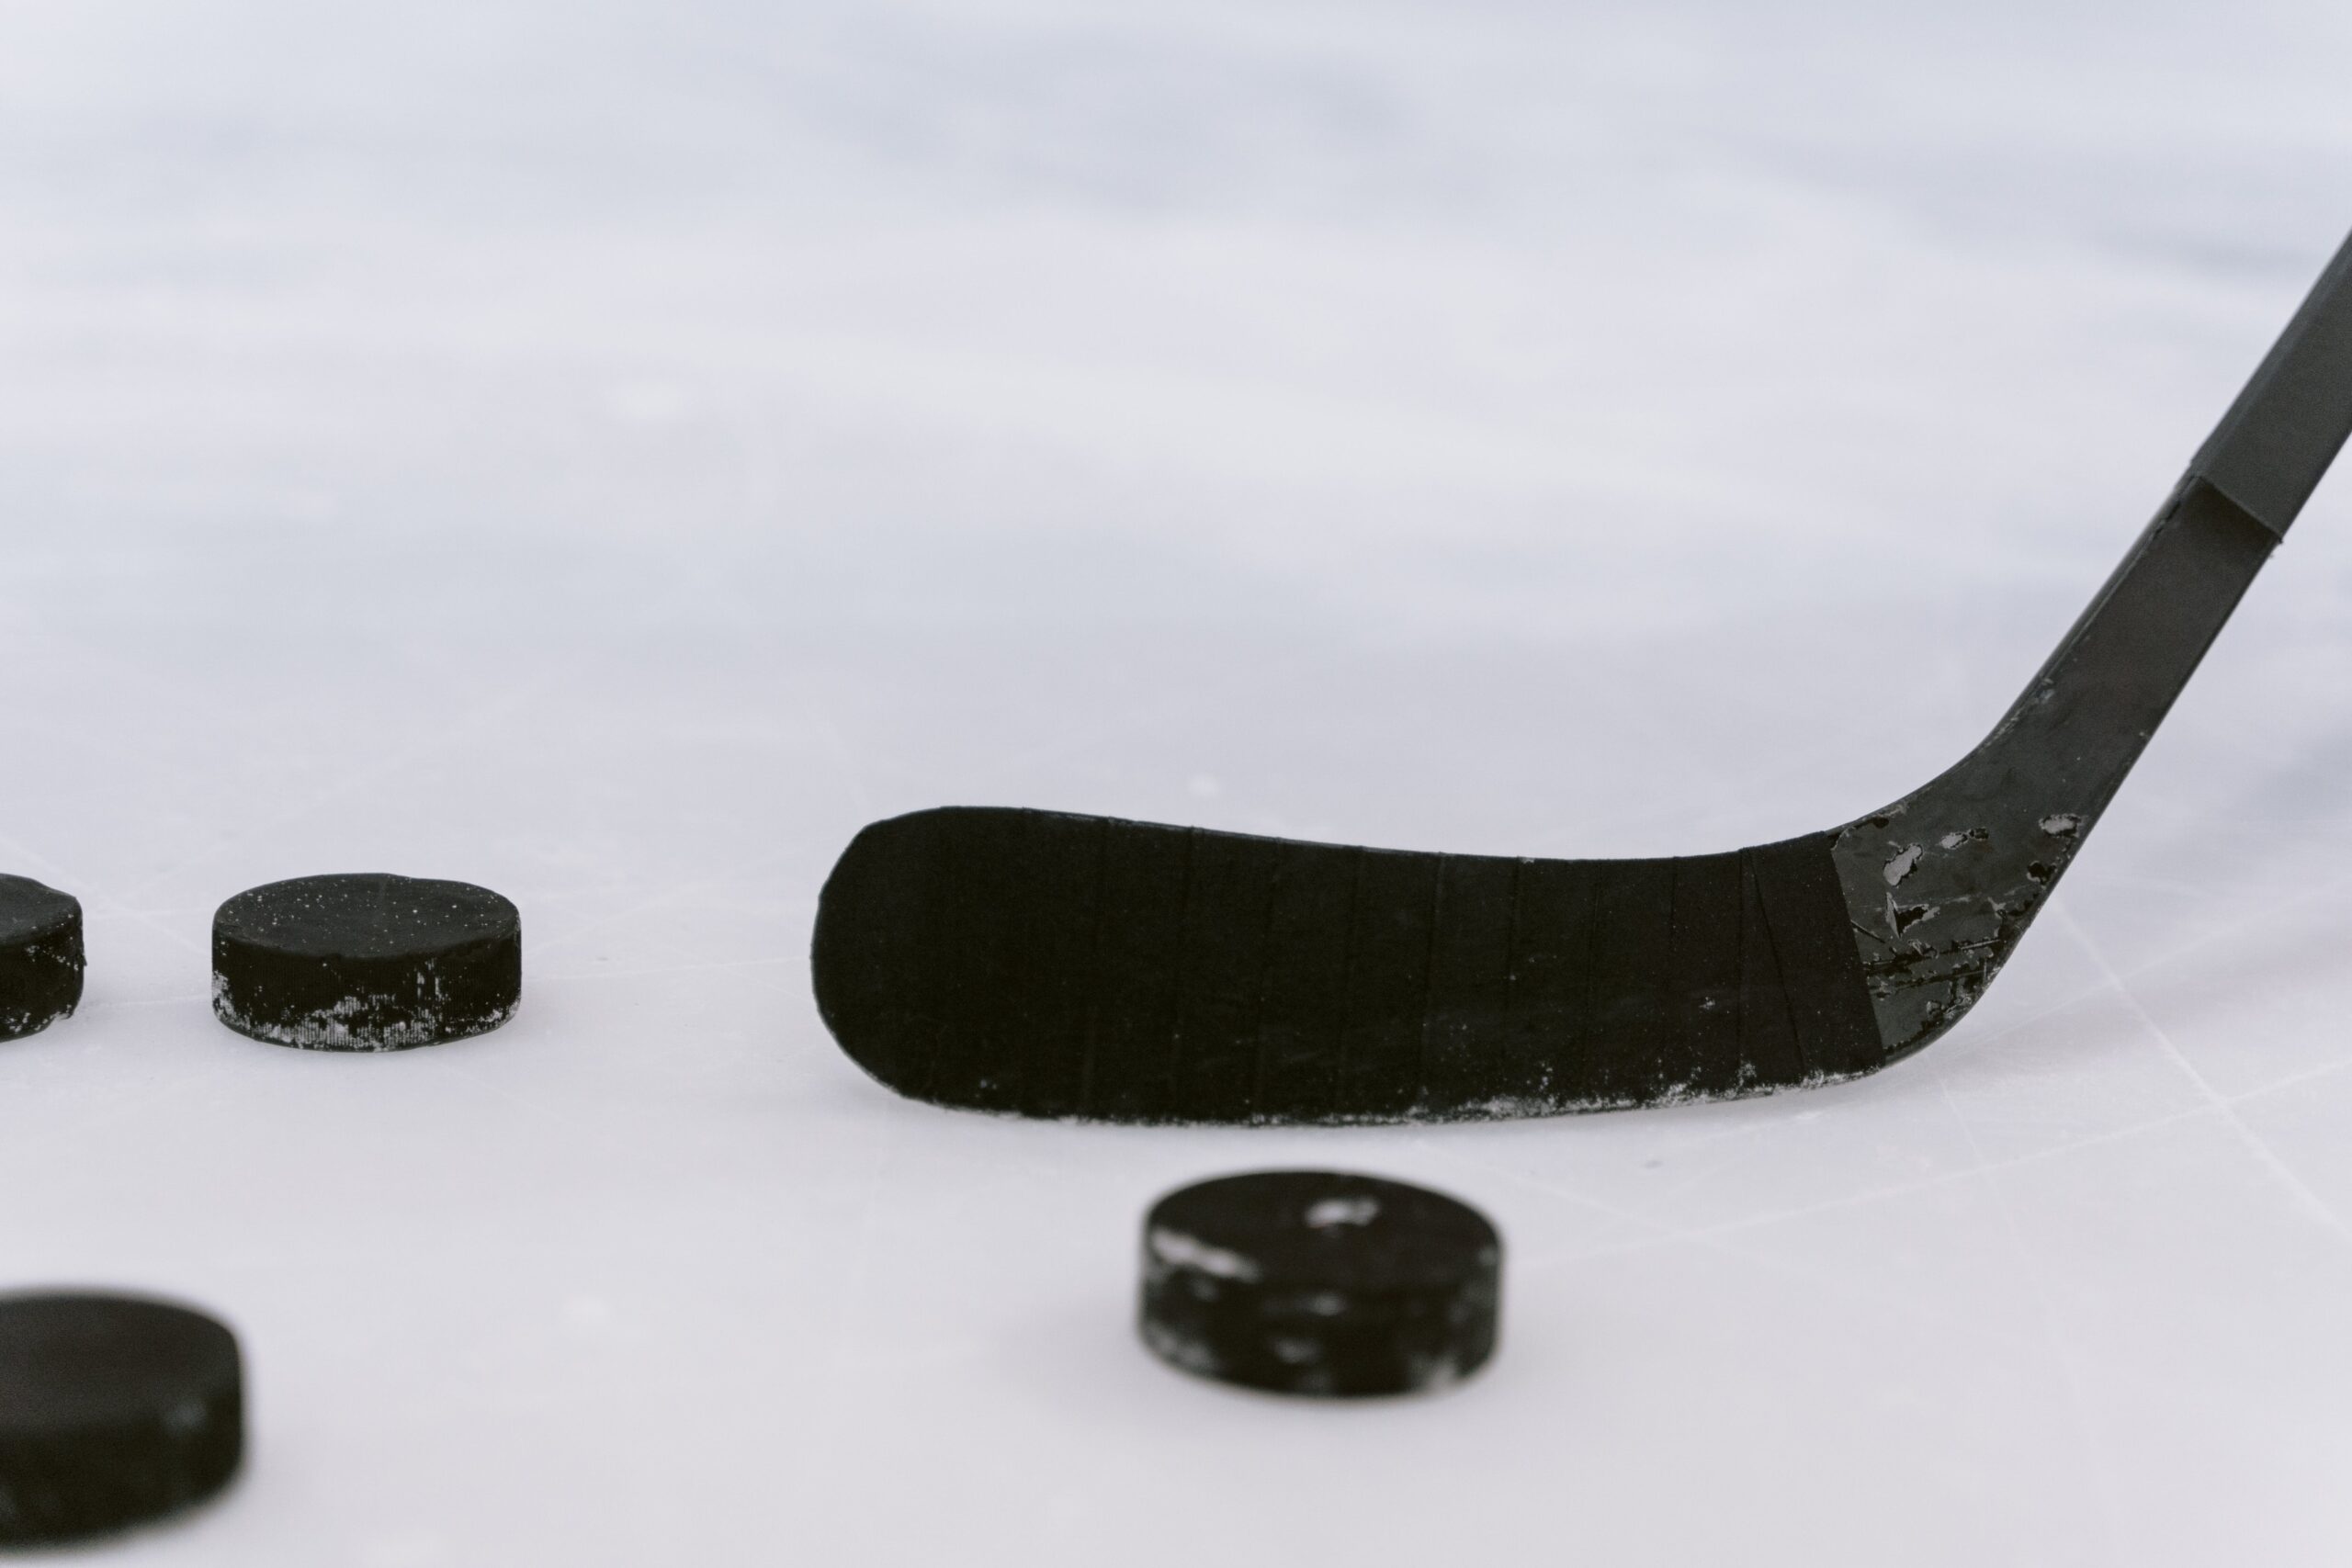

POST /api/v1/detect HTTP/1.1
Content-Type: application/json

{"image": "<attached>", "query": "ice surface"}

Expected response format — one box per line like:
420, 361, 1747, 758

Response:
2, 1, 2350, 1563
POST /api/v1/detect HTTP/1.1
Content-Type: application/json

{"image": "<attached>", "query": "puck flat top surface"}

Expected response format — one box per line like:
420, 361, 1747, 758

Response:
0, 1292, 243, 1545
1148, 1170, 1498, 1292
0, 1292, 239, 1438
1141, 1169, 1502, 1398
214, 874, 517, 960
0, 874, 78, 947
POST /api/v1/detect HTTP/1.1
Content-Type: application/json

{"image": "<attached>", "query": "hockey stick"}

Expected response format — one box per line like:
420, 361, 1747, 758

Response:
812, 223, 2352, 1123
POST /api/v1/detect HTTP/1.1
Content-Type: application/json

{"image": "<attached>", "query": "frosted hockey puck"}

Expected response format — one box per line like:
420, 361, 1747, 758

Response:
0, 874, 85, 1043
212, 873, 521, 1051
0, 1292, 243, 1545
1139, 1170, 1501, 1397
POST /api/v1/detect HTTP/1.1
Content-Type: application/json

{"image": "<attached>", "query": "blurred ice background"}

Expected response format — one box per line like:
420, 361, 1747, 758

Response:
2, 3, 2350, 1564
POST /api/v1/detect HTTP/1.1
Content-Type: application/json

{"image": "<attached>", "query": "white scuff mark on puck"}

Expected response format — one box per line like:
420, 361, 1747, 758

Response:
1140, 1319, 1224, 1376
1148, 1226, 1261, 1281
1882, 844, 1925, 886
2040, 813, 2084, 837
1304, 1197, 1381, 1229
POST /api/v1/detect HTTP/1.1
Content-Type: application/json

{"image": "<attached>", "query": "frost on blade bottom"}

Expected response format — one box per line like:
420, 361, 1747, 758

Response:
1007, 1067, 1873, 1130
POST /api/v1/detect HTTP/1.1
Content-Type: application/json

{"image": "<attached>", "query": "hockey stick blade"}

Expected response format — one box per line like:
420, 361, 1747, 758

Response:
812, 224, 2352, 1123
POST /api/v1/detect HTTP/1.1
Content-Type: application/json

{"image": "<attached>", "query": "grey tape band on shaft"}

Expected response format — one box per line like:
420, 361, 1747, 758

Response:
2188, 225, 2352, 537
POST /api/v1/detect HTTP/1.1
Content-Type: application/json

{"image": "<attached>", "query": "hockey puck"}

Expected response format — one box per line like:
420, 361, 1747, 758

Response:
0, 874, 85, 1043
0, 1292, 243, 1545
1139, 1170, 1501, 1397
212, 873, 521, 1051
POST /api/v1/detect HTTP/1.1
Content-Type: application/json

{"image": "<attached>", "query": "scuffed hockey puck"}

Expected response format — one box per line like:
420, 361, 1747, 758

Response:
212, 874, 521, 1051
0, 874, 85, 1043
1139, 1170, 1501, 1397
0, 1292, 243, 1545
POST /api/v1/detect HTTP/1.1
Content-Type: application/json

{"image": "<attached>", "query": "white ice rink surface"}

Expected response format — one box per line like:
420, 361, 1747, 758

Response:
5, 2, 2352, 1562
